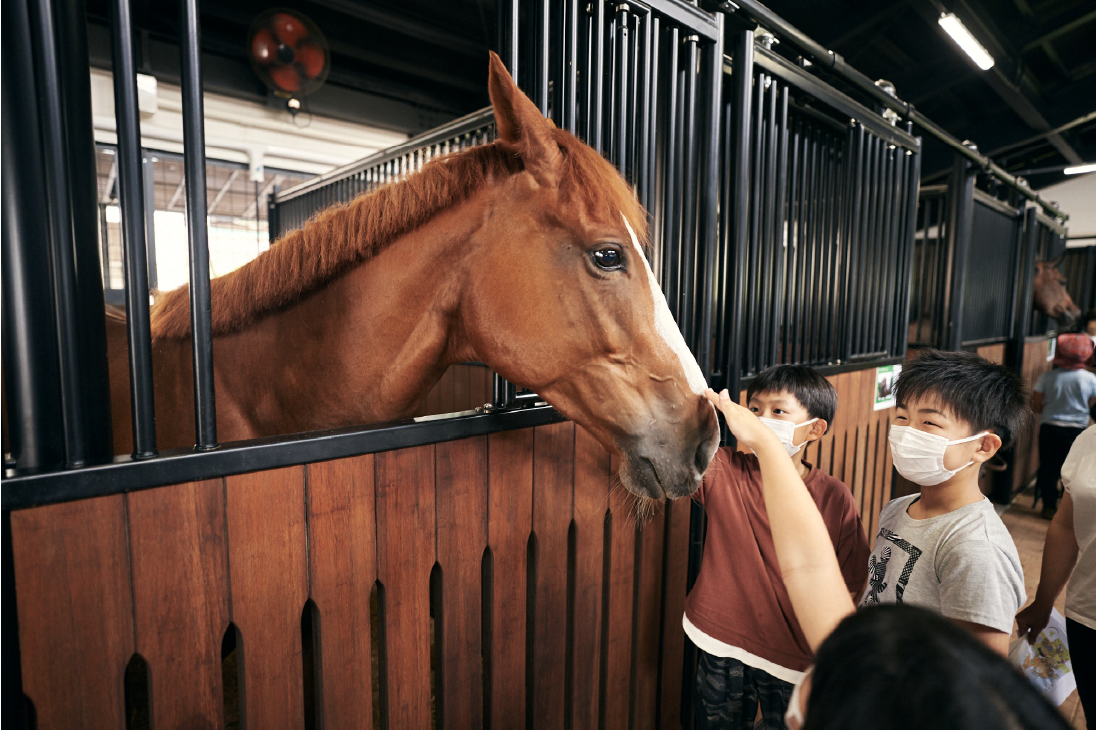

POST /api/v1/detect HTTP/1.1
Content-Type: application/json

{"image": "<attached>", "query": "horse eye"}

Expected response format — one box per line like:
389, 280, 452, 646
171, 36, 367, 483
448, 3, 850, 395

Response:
592, 248, 622, 270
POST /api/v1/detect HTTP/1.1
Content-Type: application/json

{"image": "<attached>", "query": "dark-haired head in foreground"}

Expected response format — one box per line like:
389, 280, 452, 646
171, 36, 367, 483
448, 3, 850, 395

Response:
895, 349, 1028, 450
800, 604, 1068, 730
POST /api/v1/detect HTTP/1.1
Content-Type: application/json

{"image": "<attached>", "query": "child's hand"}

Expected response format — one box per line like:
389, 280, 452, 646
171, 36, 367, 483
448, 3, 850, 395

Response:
704, 388, 783, 453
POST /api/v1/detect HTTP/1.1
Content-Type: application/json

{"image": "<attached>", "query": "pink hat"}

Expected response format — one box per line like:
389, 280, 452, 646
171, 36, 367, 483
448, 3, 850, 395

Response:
1053, 333, 1095, 371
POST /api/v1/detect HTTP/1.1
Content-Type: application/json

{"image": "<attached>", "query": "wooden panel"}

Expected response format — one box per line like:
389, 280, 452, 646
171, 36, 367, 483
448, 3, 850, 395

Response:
487, 428, 534, 729
659, 497, 692, 730
375, 445, 436, 729
12, 496, 134, 729
127, 480, 231, 729
976, 343, 1006, 365
435, 437, 489, 729
633, 503, 665, 730
307, 455, 377, 727
451, 364, 472, 413
571, 426, 610, 730
602, 460, 637, 730
225, 467, 309, 729
1013, 338, 1054, 489
531, 421, 575, 729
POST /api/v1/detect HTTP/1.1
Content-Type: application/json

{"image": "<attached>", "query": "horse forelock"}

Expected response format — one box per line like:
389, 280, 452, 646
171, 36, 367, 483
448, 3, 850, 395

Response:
149, 128, 646, 340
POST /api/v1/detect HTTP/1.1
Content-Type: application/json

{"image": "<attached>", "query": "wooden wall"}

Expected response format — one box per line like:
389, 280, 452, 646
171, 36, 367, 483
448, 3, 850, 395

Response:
413, 362, 493, 417
11, 423, 694, 730
742, 365, 897, 546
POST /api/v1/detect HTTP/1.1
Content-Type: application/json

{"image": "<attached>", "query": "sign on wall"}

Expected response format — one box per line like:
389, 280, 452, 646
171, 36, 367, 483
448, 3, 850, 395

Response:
874, 364, 902, 411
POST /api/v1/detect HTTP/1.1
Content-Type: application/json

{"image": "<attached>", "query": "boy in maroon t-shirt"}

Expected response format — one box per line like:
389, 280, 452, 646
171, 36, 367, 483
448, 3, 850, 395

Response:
685, 365, 869, 729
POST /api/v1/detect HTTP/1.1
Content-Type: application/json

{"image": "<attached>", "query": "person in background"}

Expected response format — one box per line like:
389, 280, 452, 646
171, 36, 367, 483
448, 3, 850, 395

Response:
1017, 424, 1096, 722
1033, 333, 1096, 519
704, 387, 1069, 730
1081, 309, 1096, 347
685, 365, 869, 730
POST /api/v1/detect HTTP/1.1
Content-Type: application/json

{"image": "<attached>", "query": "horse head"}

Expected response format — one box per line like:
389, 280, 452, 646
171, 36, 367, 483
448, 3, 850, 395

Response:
462, 53, 719, 499
1033, 257, 1080, 326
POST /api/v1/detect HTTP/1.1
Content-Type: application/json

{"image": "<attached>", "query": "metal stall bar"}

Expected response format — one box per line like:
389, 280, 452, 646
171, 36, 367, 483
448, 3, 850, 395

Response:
679, 35, 700, 345
944, 154, 976, 352
110, 0, 157, 457
696, 20, 724, 381
497, 0, 519, 79
769, 85, 789, 368
28, 0, 89, 467
179, 0, 217, 449
2, 0, 65, 471
895, 126, 922, 359
843, 123, 865, 362
724, 29, 754, 402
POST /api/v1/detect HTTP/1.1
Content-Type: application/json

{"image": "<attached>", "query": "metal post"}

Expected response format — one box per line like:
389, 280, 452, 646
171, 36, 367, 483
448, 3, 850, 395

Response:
496, 0, 519, 79
725, 30, 754, 406
1, 0, 65, 471
697, 21, 724, 382
945, 153, 976, 352
143, 153, 159, 291
180, 0, 218, 449
111, 0, 157, 458
28, 0, 89, 467
56, 0, 115, 463
896, 129, 922, 360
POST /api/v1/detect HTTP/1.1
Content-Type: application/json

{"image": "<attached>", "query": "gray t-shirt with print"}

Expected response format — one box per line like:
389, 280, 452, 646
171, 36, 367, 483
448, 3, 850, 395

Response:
859, 494, 1025, 634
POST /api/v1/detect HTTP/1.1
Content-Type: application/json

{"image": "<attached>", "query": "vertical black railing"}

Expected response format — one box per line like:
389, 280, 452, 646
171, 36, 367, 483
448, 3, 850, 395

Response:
944, 153, 976, 352
110, 0, 157, 457
179, 0, 217, 449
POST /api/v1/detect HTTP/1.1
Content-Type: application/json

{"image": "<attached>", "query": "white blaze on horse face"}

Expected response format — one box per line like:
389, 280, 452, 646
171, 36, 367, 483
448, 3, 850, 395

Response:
621, 214, 708, 395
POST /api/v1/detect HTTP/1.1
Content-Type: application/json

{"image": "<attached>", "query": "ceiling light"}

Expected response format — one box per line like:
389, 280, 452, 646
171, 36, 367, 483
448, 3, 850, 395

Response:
938, 13, 994, 70
1064, 163, 1096, 175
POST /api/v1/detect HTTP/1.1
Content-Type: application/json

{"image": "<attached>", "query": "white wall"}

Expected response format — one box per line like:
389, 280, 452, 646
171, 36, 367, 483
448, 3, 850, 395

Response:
89, 69, 408, 177
1039, 173, 1096, 241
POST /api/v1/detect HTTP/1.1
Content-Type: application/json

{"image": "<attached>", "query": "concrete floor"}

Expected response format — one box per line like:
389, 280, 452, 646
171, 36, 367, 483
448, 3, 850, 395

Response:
1003, 489, 1088, 729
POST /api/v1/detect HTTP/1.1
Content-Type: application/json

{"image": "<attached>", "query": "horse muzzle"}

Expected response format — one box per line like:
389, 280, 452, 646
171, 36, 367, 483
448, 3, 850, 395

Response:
617, 396, 719, 499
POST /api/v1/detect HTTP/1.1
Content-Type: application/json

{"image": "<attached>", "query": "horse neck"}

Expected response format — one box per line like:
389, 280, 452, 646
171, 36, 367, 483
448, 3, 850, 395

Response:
212, 197, 488, 436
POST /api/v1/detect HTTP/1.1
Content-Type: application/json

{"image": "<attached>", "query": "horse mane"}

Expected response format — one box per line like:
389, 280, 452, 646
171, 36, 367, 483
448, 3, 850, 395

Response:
150, 128, 649, 339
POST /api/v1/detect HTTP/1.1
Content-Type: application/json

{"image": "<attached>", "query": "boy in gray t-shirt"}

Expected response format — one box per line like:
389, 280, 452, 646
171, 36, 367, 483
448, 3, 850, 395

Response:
861, 351, 1028, 654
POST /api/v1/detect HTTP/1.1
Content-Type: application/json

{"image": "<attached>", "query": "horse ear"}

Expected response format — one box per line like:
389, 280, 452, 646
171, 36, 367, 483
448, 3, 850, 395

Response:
488, 51, 561, 187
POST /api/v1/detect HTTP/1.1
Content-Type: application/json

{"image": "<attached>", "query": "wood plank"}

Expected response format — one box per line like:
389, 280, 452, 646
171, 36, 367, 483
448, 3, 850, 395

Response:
633, 502, 666, 730
435, 437, 489, 730
571, 426, 610, 730
659, 496, 692, 730
127, 480, 231, 729
307, 455, 378, 728
532, 421, 576, 730
225, 467, 309, 729
850, 369, 870, 517
452, 364, 472, 412
12, 496, 134, 729
375, 445, 436, 729
487, 428, 534, 729
860, 379, 880, 525
602, 461, 637, 730
827, 373, 847, 482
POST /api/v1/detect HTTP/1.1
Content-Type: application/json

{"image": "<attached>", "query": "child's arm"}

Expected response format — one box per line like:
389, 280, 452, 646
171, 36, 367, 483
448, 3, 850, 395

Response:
705, 388, 855, 652
1017, 492, 1078, 642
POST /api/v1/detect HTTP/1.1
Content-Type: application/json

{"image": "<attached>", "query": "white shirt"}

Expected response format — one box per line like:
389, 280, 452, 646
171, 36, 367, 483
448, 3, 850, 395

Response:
1063, 425, 1096, 630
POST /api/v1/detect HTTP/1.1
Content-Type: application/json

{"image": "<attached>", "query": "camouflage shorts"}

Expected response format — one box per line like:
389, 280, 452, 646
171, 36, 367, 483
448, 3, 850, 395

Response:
693, 651, 794, 730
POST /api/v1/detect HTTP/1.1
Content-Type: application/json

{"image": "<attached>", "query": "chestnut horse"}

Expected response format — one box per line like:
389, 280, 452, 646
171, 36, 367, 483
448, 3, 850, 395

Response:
1033, 257, 1080, 325
107, 53, 719, 500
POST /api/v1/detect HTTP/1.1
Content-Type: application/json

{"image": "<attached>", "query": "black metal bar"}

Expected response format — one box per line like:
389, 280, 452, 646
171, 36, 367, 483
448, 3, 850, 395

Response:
143, 153, 159, 291
770, 85, 789, 367
1009, 207, 1040, 375
804, 127, 820, 362
590, 0, 606, 153
697, 25, 723, 382
757, 75, 777, 370
745, 71, 764, 373
679, 35, 700, 345
497, 0, 519, 80
636, 12, 654, 207
726, 29, 754, 399
660, 26, 680, 307
29, 0, 89, 467
1, 0, 66, 472
563, 0, 579, 133
179, 0, 217, 449
2, 406, 567, 511
535, 0, 550, 115
783, 118, 800, 366
110, 0, 157, 458
945, 153, 976, 352
843, 123, 864, 361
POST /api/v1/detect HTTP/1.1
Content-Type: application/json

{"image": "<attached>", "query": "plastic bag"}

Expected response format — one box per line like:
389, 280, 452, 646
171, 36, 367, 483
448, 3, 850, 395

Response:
1009, 607, 1076, 706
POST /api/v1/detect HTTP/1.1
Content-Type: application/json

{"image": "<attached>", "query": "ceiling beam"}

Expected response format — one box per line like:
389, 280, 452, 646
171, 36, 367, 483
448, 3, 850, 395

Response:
822, 1, 908, 50
303, 0, 487, 58
1021, 8, 1096, 53
913, 0, 1084, 164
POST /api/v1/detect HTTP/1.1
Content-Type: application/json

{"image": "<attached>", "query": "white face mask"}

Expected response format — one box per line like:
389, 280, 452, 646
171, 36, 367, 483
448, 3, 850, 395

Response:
888, 425, 989, 486
784, 665, 812, 729
759, 416, 818, 457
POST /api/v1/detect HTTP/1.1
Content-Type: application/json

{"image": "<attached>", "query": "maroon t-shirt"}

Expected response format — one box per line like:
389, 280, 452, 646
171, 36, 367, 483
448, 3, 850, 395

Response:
684, 447, 870, 673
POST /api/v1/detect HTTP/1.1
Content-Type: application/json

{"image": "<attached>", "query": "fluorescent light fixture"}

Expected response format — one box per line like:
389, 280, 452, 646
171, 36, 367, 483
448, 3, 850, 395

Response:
1064, 163, 1096, 175
938, 13, 994, 70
